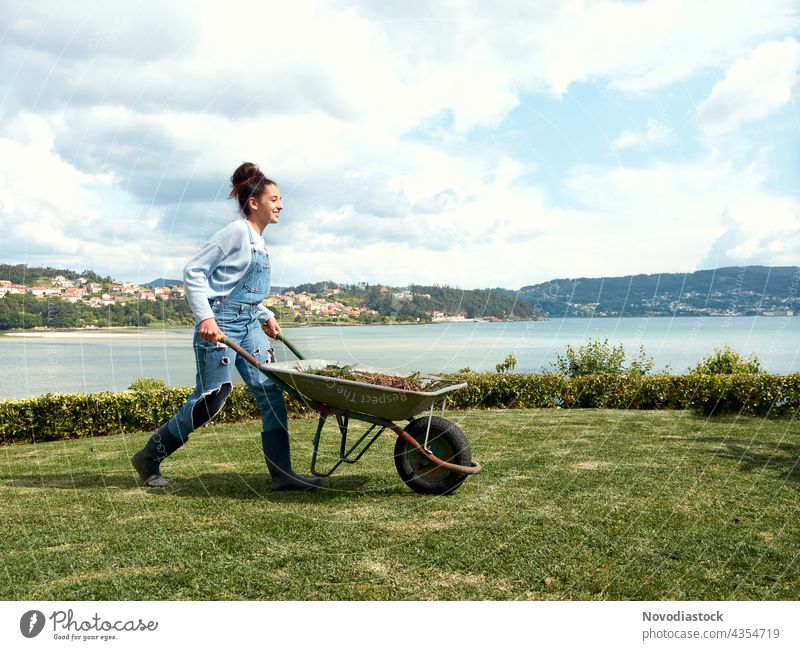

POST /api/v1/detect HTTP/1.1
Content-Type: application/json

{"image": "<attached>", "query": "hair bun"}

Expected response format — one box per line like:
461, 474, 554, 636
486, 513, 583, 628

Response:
231, 162, 262, 188
228, 162, 276, 216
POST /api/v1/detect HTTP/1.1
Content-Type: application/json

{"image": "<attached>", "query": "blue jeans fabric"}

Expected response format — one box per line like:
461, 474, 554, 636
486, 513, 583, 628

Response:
163, 246, 286, 444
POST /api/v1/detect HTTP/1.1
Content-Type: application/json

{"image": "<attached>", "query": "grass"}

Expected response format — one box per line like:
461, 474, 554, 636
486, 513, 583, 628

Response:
1, 408, 798, 600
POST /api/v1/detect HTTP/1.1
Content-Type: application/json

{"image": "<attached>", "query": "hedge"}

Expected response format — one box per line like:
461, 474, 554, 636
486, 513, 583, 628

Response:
0, 385, 313, 445
1, 373, 797, 445
445, 372, 800, 417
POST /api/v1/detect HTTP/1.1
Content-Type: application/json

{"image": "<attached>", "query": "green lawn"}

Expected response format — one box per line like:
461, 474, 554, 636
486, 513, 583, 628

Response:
1, 409, 798, 600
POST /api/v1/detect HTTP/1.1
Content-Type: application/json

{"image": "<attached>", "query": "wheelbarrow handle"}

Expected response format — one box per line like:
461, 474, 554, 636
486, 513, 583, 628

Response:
275, 332, 305, 360
216, 331, 305, 365
215, 334, 263, 369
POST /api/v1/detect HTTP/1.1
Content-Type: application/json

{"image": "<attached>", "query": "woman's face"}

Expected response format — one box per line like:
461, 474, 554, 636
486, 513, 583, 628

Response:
249, 184, 282, 226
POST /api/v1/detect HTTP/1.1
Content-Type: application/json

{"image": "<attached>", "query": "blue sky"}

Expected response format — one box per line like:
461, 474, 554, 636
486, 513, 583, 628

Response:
0, 0, 798, 289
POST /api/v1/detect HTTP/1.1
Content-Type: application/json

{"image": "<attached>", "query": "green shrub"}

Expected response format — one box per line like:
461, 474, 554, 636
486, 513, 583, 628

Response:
688, 346, 766, 413
553, 337, 654, 377
128, 377, 168, 391
690, 345, 764, 374
495, 354, 518, 374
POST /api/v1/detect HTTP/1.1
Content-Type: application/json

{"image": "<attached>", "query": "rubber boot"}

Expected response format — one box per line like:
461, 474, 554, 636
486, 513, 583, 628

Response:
261, 427, 323, 491
131, 424, 184, 488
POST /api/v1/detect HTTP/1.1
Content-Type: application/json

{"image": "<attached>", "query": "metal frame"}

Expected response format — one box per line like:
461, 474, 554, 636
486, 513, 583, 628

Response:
305, 395, 458, 477
264, 369, 397, 477
309, 411, 388, 477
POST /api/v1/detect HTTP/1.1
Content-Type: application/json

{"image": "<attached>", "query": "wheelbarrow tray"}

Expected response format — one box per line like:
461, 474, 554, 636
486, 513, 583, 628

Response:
260, 359, 467, 421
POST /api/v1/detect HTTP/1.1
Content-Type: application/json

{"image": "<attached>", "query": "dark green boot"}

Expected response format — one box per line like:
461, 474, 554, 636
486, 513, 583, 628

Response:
261, 428, 323, 491
131, 424, 184, 488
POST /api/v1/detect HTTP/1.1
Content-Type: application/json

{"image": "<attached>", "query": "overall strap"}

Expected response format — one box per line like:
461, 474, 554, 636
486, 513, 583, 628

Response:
209, 221, 268, 309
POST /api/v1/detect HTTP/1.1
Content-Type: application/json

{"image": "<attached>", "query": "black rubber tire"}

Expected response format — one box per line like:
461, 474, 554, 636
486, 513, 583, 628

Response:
394, 416, 472, 495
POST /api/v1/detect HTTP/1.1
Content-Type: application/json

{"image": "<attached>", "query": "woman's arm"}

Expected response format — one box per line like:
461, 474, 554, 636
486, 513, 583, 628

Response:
183, 242, 226, 325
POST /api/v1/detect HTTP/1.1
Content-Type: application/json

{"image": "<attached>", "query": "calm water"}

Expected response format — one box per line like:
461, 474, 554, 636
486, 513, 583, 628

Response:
0, 317, 798, 399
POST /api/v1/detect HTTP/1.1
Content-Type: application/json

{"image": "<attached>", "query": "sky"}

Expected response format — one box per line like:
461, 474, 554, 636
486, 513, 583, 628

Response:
0, 0, 798, 290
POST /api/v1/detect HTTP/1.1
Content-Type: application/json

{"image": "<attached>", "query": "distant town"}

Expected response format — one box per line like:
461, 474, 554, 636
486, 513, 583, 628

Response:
266, 285, 503, 323
0, 276, 185, 307
0, 265, 535, 330
269, 285, 379, 321
0, 276, 482, 323
550, 291, 794, 318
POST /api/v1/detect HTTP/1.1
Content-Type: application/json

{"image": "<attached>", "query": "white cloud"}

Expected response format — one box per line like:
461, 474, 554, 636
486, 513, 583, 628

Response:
611, 119, 677, 152
337, 0, 799, 102
4, 1, 797, 127
695, 38, 800, 135
529, 0, 790, 93
268, 155, 800, 288
709, 196, 800, 266
702, 201, 800, 269
0, 0, 798, 287
5, 1, 796, 146
2, 109, 796, 288
562, 160, 800, 276
0, 114, 193, 281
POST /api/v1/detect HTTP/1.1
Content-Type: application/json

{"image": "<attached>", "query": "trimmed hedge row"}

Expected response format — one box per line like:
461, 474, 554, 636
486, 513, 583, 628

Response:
0, 385, 313, 445
1, 373, 797, 445
446, 372, 800, 416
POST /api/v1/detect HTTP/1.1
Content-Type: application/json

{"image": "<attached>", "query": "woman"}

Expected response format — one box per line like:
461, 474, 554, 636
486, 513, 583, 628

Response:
131, 162, 322, 491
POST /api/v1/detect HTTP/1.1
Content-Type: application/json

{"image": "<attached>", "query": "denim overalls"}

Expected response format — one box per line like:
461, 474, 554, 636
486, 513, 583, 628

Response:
163, 232, 287, 444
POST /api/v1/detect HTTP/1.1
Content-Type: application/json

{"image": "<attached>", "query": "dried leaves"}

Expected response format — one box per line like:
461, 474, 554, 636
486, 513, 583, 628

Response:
306, 365, 425, 391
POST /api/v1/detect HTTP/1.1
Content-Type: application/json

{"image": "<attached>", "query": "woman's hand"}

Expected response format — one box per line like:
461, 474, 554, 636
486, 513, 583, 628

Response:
262, 316, 282, 338
198, 317, 223, 343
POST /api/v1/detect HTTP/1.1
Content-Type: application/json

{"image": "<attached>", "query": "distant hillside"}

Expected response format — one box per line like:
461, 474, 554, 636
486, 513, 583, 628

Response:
511, 266, 799, 317
142, 278, 183, 288
4, 262, 797, 320
282, 281, 540, 321
408, 284, 539, 320
0, 264, 110, 285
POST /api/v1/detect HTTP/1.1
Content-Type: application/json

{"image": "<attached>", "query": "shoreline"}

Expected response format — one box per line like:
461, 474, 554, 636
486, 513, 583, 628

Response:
0, 317, 542, 337
1, 312, 794, 337
0, 313, 794, 339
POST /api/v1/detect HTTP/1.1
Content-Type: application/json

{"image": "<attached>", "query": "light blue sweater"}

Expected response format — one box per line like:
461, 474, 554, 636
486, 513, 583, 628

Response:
183, 219, 275, 325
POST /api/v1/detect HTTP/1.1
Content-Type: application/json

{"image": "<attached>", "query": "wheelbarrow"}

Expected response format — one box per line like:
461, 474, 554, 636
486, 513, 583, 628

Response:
217, 333, 482, 495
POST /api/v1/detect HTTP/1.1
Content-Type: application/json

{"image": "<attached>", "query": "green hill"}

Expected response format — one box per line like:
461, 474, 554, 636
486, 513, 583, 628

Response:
511, 266, 799, 317
3, 262, 797, 322
0, 263, 110, 285
282, 282, 541, 321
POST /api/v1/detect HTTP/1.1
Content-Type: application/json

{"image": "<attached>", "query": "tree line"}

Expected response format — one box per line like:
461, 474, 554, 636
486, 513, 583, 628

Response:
358, 284, 540, 321
280, 282, 540, 321
0, 294, 194, 330
0, 264, 111, 286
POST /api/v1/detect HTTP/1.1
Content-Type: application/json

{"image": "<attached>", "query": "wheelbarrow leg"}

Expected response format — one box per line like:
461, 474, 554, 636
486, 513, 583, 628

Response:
310, 413, 328, 476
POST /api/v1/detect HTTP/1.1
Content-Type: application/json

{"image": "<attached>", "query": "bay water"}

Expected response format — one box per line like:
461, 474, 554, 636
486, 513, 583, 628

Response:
0, 316, 797, 400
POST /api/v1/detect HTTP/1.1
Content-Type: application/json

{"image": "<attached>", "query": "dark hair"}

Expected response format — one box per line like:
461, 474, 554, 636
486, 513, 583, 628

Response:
228, 162, 277, 216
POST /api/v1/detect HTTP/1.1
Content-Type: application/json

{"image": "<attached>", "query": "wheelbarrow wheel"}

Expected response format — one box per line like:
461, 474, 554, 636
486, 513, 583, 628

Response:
394, 416, 472, 495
